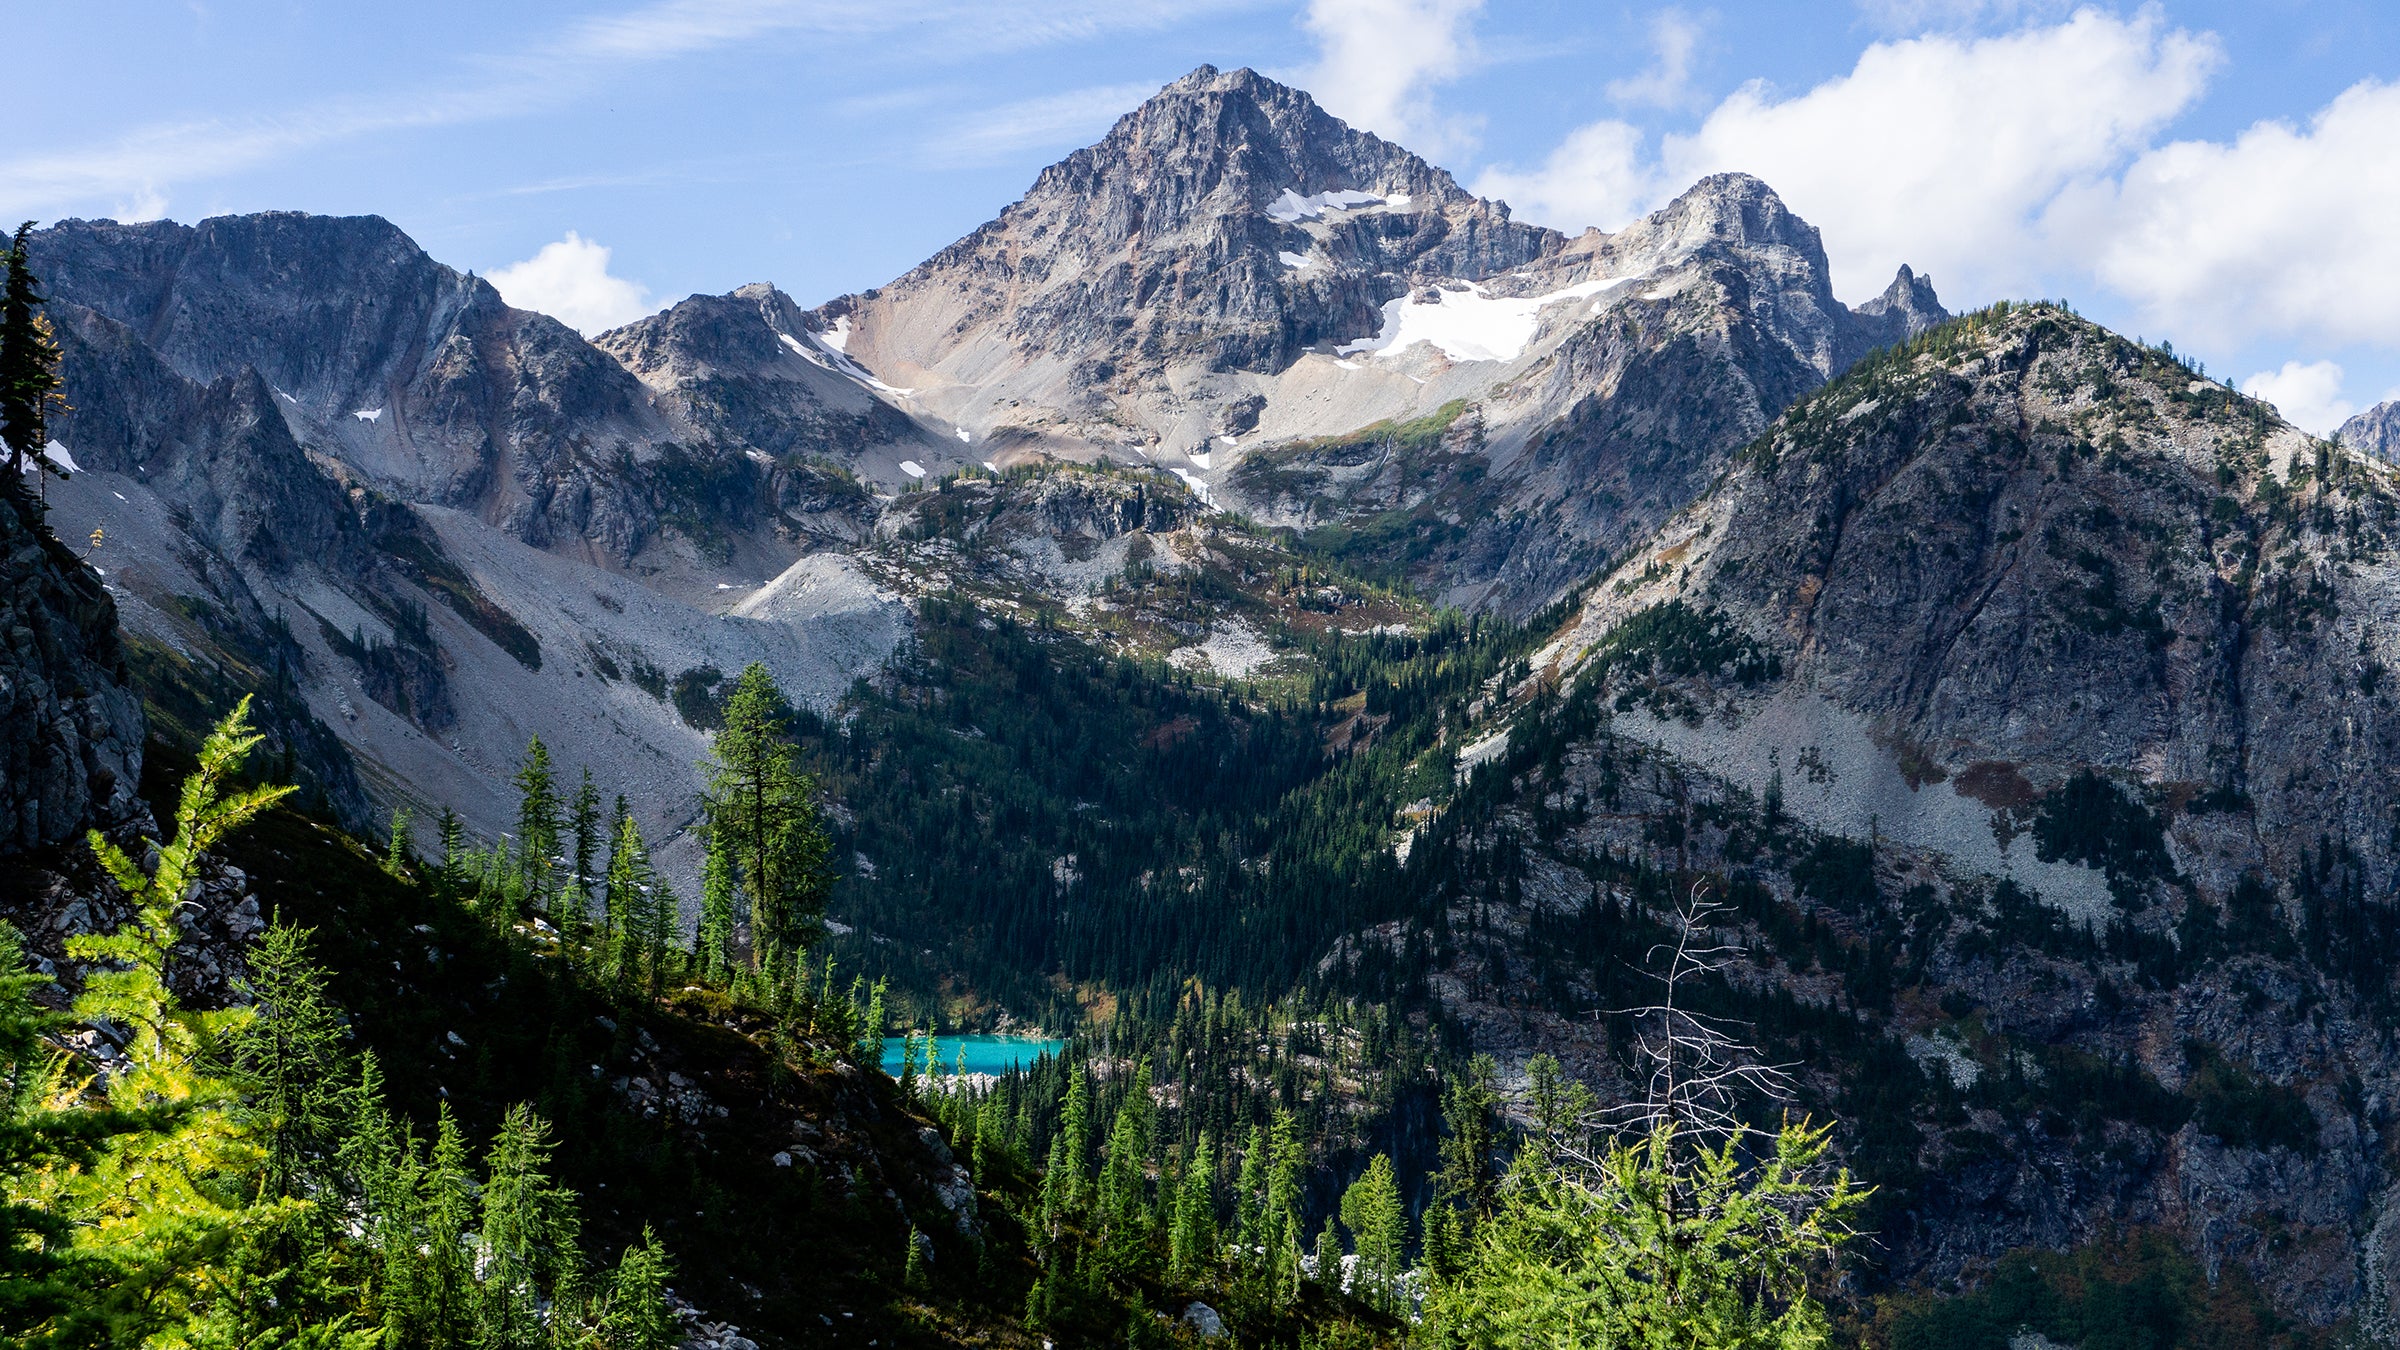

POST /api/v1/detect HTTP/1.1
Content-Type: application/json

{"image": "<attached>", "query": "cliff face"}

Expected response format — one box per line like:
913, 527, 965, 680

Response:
2342, 398, 2400, 463
825, 69, 1944, 614
0, 491, 144, 854
28, 216, 913, 860
33, 213, 673, 558
1409, 304, 2400, 1325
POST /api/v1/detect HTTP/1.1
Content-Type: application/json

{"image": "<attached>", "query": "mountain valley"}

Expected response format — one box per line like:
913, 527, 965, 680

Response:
4, 62, 2396, 1350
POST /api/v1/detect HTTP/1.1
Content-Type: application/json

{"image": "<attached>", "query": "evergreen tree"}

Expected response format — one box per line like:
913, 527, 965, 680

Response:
436, 807, 466, 900
1436, 1054, 1500, 1215
1232, 1123, 1267, 1278
1340, 1153, 1406, 1314
411, 1106, 477, 1349
595, 1227, 676, 1350
1265, 1108, 1305, 1307
476, 1104, 581, 1349
1097, 1061, 1153, 1257
698, 827, 737, 981
1168, 1132, 1219, 1286
1057, 1068, 1091, 1213
699, 663, 833, 959
513, 736, 562, 915
0, 921, 153, 1342
1428, 1119, 1864, 1349
383, 806, 413, 878
66, 697, 297, 1341
902, 1227, 930, 1292
0, 223, 65, 493
229, 923, 346, 1203
603, 811, 656, 990
570, 767, 602, 903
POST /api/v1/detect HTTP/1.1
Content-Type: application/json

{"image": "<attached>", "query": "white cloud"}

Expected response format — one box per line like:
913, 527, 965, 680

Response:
925, 82, 1164, 167
1661, 7, 2216, 302
1474, 8, 2217, 305
1606, 10, 1704, 109
2065, 79, 2400, 351
2244, 360, 2354, 438
1471, 119, 1654, 234
1300, 0, 1486, 154
485, 233, 656, 337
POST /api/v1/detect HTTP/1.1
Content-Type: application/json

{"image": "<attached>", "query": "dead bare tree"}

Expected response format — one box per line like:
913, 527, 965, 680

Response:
1590, 880, 1802, 1149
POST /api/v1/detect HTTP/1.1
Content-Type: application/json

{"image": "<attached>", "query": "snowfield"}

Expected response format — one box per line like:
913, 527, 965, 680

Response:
1337, 275, 1630, 365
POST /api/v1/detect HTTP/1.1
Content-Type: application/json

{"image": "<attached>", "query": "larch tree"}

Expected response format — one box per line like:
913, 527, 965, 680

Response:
1340, 1153, 1406, 1314
699, 663, 832, 961
512, 736, 561, 915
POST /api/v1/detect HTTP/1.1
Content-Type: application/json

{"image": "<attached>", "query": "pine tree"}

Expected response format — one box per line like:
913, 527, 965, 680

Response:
1232, 1123, 1267, 1279
699, 663, 833, 959
902, 1227, 930, 1292
513, 736, 562, 915
1313, 1217, 1341, 1292
64, 698, 297, 1342
1429, 1119, 1864, 1348
859, 978, 886, 1064
0, 223, 65, 494
570, 767, 602, 903
1057, 1068, 1091, 1214
1264, 1109, 1305, 1307
1097, 1061, 1153, 1259
0, 921, 150, 1342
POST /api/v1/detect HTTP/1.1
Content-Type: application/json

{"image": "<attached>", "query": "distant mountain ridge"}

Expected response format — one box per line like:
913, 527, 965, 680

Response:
9, 64, 1952, 852
823, 65, 1948, 613
2342, 397, 2400, 462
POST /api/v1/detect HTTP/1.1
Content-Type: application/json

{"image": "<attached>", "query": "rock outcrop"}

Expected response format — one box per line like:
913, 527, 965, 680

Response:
826, 69, 1945, 614
2342, 397, 2400, 463
0, 490, 144, 854
1415, 304, 2400, 1327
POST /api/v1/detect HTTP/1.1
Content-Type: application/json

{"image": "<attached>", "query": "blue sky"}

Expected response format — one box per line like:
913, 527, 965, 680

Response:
13, 1, 2399, 430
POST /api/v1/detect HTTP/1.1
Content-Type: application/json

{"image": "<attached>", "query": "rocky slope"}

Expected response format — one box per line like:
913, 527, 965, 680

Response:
30, 216, 914, 870
0, 489, 144, 854
2343, 397, 2400, 463
1397, 302, 2400, 1329
824, 67, 1945, 614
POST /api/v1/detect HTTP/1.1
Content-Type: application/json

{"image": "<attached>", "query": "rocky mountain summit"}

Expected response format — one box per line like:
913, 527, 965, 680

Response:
2342, 397, 2400, 462
827, 68, 1947, 613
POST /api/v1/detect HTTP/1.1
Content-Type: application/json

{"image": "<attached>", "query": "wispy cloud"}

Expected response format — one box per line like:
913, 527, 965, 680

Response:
0, 0, 1265, 222
924, 82, 1164, 168
1606, 10, 1705, 109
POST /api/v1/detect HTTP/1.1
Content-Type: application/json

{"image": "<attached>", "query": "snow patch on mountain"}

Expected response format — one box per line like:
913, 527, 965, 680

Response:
779, 329, 914, 398
1266, 188, 1383, 223
1337, 275, 1629, 364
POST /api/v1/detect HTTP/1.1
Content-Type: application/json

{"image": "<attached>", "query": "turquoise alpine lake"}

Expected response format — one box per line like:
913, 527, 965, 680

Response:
880, 1034, 1066, 1078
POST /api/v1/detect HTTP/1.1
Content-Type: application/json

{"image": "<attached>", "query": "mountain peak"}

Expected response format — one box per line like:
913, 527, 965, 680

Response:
2341, 399, 2400, 463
